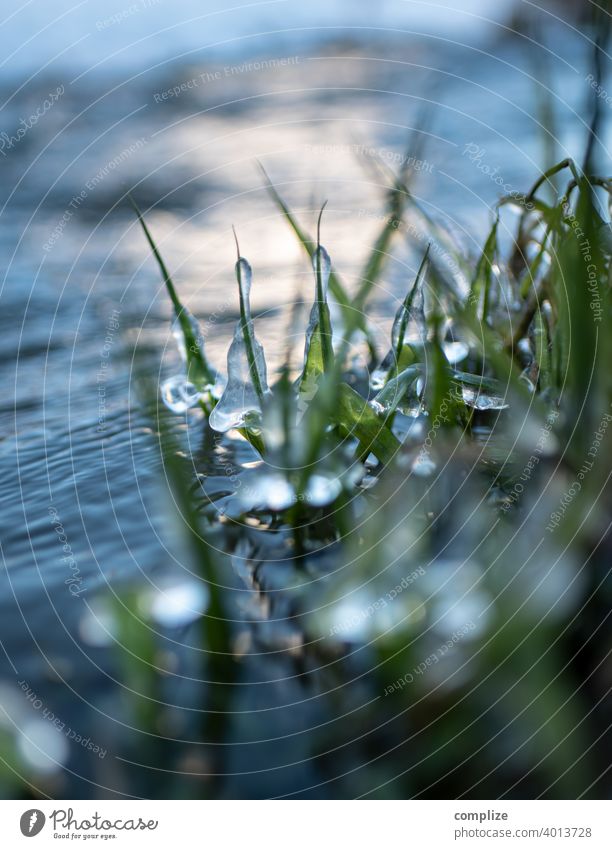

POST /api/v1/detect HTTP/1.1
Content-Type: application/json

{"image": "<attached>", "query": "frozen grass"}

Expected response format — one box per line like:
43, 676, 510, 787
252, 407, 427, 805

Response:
103, 152, 612, 797
2, 152, 610, 800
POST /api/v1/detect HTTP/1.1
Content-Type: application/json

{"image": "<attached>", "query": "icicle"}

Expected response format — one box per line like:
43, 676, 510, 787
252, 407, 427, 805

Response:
208, 324, 269, 431
240, 471, 296, 511
370, 245, 430, 392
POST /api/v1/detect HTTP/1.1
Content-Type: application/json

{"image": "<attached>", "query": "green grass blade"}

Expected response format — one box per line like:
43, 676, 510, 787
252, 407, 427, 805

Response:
470, 213, 499, 321
387, 243, 430, 381
373, 364, 423, 416
233, 241, 266, 403
129, 195, 214, 389
533, 306, 552, 394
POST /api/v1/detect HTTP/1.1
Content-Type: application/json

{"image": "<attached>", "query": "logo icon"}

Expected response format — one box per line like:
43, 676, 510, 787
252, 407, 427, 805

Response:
20, 810, 45, 837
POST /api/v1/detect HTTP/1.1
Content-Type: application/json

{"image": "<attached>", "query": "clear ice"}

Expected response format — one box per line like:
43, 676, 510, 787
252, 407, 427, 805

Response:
299, 246, 332, 382
370, 365, 422, 417
461, 386, 509, 411
209, 257, 270, 433
161, 308, 216, 412
370, 266, 427, 391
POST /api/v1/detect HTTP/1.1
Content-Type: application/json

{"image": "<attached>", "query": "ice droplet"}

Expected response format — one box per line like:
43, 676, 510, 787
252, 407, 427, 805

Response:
304, 473, 342, 506
144, 580, 209, 628
79, 598, 117, 647
242, 472, 296, 511
369, 366, 387, 392
160, 374, 202, 413
411, 453, 436, 477
18, 720, 69, 773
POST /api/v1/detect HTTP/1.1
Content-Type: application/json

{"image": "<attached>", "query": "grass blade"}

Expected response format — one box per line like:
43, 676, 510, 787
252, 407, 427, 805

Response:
129, 195, 214, 389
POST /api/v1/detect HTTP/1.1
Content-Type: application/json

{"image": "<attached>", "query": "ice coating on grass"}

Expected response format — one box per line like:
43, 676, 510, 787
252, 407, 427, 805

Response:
161, 309, 219, 412
461, 386, 509, 411
391, 274, 426, 350
160, 375, 201, 413
237, 257, 253, 309
410, 453, 437, 476
312, 245, 331, 297
209, 258, 269, 432
242, 472, 296, 511
209, 324, 269, 431
301, 246, 332, 362
370, 271, 426, 393
370, 365, 422, 416
172, 309, 205, 364
369, 351, 395, 391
